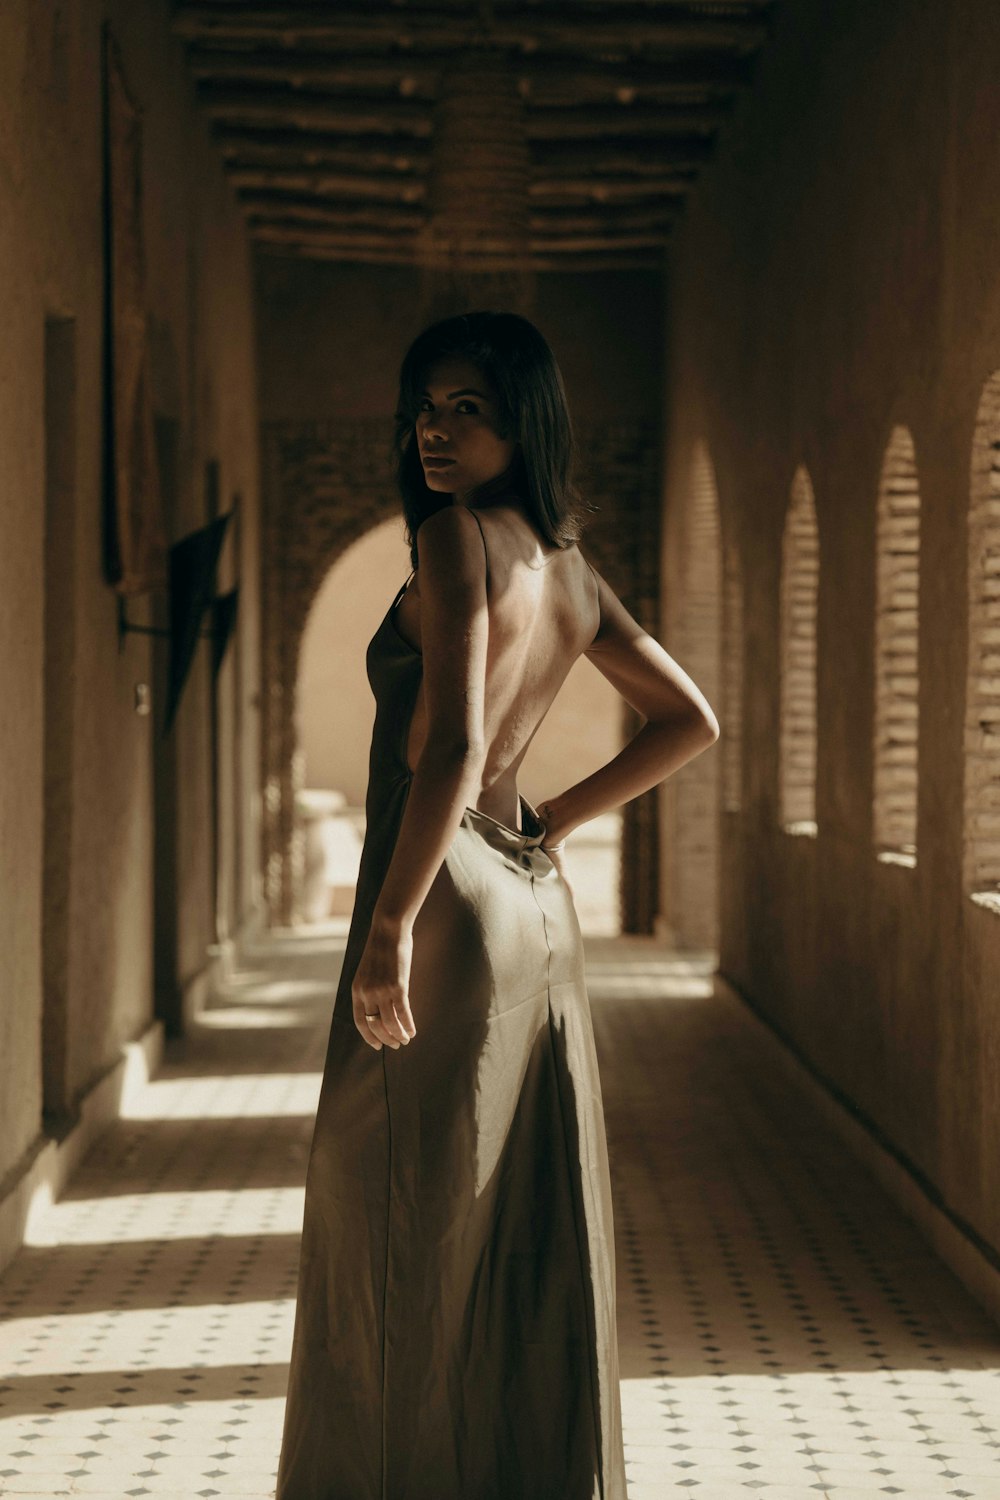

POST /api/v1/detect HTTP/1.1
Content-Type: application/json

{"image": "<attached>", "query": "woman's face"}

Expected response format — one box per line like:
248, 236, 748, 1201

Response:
415, 356, 516, 503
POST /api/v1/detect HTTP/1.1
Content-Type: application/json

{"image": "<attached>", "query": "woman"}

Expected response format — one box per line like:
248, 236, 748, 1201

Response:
275, 311, 719, 1500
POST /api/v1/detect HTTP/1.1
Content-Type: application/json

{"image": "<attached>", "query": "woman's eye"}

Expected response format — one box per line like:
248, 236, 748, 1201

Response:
417, 399, 478, 414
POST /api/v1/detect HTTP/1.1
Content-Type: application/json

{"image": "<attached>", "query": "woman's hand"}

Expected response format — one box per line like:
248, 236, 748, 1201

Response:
537, 797, 575, 899
352, 915, 417, 1051
537, 797, 571, 849
542, 843, 574, 903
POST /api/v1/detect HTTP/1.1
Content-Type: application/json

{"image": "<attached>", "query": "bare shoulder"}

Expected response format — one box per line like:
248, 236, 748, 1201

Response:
416, 504, 485, 573
580, 554, 719, 736
415, 506, 488, 599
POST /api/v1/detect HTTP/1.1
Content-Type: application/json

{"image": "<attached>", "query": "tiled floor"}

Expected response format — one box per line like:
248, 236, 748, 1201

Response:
1, 927, 999, 1498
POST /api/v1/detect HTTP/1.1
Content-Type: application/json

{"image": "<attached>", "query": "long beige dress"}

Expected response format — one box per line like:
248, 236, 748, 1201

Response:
275, 549, 627, 1500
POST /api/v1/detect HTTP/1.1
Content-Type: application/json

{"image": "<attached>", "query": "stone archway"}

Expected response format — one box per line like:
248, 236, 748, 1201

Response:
259, 415, 661, 929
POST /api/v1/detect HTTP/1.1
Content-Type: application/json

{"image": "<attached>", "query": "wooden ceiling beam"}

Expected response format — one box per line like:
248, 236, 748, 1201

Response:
238, 193, 680, 234
216, 128, 430, 173
530, 107, 726, 140
245, 204, 424, 231
198, 85, 729, 139
535, 140, 711, 172
216, 128, 711, 175
254, 241, 664, 272
228, 166, 429, 202
529, 176, 694, 203
173, 7, 770, 55
186, 46, 756, 104
248, 223, 671, 256
226, 166, 696, 203
190, 50, 439, 100
199, 90, 433, 137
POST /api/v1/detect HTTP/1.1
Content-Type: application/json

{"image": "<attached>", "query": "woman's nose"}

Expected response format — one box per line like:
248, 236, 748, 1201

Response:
418, 411, 451, 443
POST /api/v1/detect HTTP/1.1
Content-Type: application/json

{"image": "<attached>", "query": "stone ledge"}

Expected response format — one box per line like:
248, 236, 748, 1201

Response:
715, 971, 1000, 1333
970, 887, 1000, 917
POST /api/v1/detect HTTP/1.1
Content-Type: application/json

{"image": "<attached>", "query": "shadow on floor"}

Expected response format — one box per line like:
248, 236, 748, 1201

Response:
0, 929, 997, 1498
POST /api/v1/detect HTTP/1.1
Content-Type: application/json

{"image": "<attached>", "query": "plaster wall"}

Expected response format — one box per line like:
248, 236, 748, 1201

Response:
0, 1, 260, 1191
662, 0, 1000, 1260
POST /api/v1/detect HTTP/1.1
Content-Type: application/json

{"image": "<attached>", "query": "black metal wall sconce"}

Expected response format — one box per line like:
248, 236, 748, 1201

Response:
117, 512, 239, 734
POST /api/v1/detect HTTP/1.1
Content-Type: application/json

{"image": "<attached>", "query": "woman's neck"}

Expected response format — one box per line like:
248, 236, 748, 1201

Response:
460, 468, 522, 509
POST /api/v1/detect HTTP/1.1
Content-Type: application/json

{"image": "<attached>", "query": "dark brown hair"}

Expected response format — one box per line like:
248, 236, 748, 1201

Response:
393, 310, 596, 569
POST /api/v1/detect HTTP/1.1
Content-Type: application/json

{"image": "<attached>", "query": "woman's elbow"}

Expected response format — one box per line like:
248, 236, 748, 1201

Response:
657, 704, 719, 749
679, 687, 720, 746
699, 707, 721, 744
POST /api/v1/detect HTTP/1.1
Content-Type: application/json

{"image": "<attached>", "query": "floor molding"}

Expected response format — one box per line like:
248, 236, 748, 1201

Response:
715, 972, 1000, 1332
0, 1019, 164, 1276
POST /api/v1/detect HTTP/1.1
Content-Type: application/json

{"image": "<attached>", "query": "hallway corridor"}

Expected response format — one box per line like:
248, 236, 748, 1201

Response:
1, 931, 998, 1499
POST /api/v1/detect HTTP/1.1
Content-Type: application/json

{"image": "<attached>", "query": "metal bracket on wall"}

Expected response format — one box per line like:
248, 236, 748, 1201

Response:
114, 513, 239, 733
115, 596, 216, 648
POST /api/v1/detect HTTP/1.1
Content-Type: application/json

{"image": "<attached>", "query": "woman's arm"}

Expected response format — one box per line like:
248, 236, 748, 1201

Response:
538, 564, 720, 846
351, 504, 489, 1051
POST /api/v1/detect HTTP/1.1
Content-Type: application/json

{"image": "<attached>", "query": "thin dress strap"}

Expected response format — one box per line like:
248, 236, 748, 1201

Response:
466, 506, 491, 593
391, 569, 415, 609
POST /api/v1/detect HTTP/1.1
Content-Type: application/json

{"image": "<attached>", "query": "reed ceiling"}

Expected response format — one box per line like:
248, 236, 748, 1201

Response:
172, 1, 778, 271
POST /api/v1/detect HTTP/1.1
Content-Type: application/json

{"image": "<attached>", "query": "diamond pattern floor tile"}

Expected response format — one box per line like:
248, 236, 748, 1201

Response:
0, 928, 998, 1497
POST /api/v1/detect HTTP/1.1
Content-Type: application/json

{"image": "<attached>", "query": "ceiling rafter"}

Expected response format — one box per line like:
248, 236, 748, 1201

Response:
256, 242, 665, 272
225, 166, 697, 203
217, 130, 431, 172
173, 0, 776, 267
240, 193, 680, 231
216, 129, 714, 174
250, 222, 672, 255
172, 5, 770, 54
197, 85, 730, 139
186, 47, 757, 105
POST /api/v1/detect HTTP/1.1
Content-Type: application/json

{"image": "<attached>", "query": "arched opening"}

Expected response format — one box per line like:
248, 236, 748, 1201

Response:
296, 518, 625, 934
779, 466, 819, 835
964, 371, 1000, 912
873, 426, 920, 865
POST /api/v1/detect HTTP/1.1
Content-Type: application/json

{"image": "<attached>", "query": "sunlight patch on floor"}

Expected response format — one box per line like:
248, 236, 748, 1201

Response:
120, 1074, 322, 1121
1, 930, 999, 1498
24, 1188, 306, 1246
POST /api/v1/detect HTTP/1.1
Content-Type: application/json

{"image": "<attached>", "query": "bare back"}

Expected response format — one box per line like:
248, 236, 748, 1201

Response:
393, 502, 600, 829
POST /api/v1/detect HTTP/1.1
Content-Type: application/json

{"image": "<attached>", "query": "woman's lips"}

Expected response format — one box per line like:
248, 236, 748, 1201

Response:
422, 456, 456, 468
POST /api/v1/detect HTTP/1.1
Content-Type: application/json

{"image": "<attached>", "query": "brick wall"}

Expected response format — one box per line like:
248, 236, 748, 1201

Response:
660, 0, 1000, 1264
779, 467, 819, 834
965, 373, 1000, 910
874, 427, 920, 860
